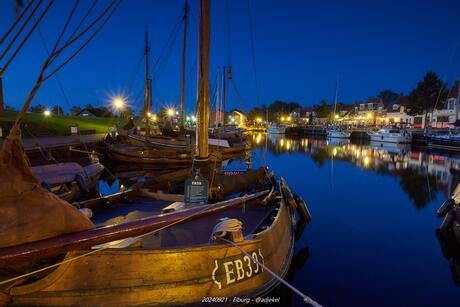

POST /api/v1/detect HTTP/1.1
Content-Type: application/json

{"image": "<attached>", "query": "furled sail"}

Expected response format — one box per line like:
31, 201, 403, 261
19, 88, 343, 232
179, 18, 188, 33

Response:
0, 126, 95, 248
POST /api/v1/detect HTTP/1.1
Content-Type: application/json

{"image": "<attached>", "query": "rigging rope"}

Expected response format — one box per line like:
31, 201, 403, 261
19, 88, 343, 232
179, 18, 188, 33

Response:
219, 237, 322, 307
0, 0, 35, 46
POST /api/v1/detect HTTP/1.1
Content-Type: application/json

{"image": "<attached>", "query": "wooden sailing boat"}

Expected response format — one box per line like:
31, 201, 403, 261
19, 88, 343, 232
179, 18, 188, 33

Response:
113, 0, 248, 160
0, 2, 312, 305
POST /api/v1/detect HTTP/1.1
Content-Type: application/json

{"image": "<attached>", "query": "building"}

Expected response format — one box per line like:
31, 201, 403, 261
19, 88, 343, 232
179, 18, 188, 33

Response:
226, 109, 247, 128
431, 80, 460, 128
75, 108, 97, 117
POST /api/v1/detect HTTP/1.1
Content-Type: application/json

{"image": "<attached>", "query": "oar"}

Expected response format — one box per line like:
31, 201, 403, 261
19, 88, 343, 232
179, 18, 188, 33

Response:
0, 190, 269, 268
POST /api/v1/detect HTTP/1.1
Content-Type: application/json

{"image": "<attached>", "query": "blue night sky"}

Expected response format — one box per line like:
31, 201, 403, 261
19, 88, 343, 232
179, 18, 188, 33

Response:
1, 0, 460, 114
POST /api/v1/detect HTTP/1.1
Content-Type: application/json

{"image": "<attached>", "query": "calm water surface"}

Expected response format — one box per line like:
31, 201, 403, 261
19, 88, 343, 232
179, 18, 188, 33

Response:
100, 133, 460, 307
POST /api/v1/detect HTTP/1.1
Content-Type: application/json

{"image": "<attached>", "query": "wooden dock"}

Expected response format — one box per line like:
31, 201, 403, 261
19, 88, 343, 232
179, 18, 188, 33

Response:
0, 133, 107, 152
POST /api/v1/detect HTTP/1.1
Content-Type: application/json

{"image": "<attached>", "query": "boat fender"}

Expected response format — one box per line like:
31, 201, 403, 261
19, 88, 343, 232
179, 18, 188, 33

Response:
440, 211, 455, 234
40, 181, 51, 191
294, 195, 312, 223
437, 198, 455, 217
79, 208, 93, 219
75, 173, 89, 195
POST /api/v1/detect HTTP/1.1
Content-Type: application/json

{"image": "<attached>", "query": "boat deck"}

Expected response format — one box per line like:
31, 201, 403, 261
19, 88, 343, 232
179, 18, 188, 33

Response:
91, 195, 278, 249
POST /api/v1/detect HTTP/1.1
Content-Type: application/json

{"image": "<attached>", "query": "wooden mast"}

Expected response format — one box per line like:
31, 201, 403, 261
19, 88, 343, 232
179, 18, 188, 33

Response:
180, 0, 189, 131
0, 75, 4, 117
144, 25, 150, 140
196, 0, 210, 160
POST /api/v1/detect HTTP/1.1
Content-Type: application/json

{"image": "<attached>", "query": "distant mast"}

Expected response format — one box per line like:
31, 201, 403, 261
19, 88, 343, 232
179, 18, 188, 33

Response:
196, 0, 210, 160
333, 79, 339, 120
144, 26, 150, 140
180, 0, 189, 131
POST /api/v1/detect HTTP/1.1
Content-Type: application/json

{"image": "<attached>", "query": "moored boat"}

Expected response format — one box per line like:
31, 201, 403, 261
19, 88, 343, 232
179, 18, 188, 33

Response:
367, 128, 412, 143
428, 132, 460, 151
31, 161, 104, 202
267, 124, 287, 134
327, 129, 350, 139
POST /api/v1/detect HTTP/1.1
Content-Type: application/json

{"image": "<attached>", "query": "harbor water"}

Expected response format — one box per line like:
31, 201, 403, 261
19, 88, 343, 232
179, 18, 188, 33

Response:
99, 133, 460, 306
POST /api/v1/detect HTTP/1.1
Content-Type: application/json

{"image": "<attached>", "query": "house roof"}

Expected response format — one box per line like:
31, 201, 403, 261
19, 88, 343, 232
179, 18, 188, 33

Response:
448, 80, 460, 99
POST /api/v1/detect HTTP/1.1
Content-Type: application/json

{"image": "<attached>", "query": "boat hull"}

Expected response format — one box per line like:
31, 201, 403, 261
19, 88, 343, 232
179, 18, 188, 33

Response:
368, 134, 412, 144
327, 131, 350, 139
7, 193, 295, 306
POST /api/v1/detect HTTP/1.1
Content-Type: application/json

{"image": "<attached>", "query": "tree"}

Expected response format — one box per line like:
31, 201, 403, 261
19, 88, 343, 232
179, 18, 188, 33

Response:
407, 71, 448, 116
70, 106, 82, 115
378, 89, 400, 103
30, 104, 45, 113
313, 100, 331, 118
266, 100, 301, 121
52, 105, 64, 116
120, 107, 135, 119
247, 106, 266, 122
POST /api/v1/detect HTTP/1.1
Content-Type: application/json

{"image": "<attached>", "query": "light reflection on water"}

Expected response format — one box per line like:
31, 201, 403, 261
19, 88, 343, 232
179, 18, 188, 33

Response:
249, 132, 460, 306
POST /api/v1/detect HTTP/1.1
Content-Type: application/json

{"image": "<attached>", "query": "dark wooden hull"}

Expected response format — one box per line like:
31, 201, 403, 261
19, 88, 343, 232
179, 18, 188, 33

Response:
5, 183, 297, 306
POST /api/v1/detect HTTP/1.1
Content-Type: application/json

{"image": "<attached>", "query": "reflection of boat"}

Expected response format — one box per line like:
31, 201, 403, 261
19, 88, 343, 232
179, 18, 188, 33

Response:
326, 137, 349, 146
327, 129, 350, 139
32, 162, 104, 202
368, 141, 411, 155
267, 124, 287, 134
437, 183, 460, 245
368, 128, 412, 143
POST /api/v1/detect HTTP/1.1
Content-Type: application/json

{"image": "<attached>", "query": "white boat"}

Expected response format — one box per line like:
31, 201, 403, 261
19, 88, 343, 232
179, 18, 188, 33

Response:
327, 129, 351, 139
367, 128, 412, 143
267, 124, 287, 134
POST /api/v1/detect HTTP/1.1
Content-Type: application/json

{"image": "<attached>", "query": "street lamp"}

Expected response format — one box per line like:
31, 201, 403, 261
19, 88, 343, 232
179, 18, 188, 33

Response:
43, 109, 51, 117
112, 97, 125, 111
167, 108, 175, 117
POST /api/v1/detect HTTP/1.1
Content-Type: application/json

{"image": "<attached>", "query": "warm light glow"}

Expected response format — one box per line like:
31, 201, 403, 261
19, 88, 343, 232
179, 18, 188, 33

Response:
191, 115, 197, 122
167, 108, 175, 117
147, 112, 152, 117
43, 109, 51, 117
113, 97, 125, 110
256, 117, 262, 123
287, 116, 291, 122
367, 113, 372, 119
333, 147, 337, 156
363, 156, 370, 167
335, 114, 339, 119
256, 133, 262, 144
281, 116, 285, 121
151, 114, 157, 121
186, 116, 191, 121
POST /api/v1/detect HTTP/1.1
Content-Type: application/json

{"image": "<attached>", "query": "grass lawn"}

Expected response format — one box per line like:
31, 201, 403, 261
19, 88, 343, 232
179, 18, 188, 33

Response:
0, 110, 127, 137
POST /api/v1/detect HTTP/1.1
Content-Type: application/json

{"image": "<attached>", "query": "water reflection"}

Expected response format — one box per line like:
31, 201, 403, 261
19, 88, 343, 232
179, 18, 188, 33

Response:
251, 132, 460, 209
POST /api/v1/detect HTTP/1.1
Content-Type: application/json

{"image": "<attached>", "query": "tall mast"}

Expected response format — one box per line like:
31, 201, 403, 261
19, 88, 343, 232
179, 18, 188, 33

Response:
180, 0, 189, 131
215, 68, 220, 126
222, 65, 227, 124
0, 76, 4, 117
144, 25, 150, 140
333, 79, 338, 119
196, 0, 210, 159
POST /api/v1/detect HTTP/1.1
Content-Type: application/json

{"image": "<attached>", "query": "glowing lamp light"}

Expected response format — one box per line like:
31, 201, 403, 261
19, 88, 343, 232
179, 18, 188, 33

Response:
43, 109, 51, 117
186, 116, 191, 121
287, 116, 291, 121
191, 115, 197, 122
281, 116, 285, 121
256, 117, 262, 123
113, 97, 125, 110
147, 112, 152, 117
335, 114, 339, 119
167, 108, 175, 117
367, 113, 372, 119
